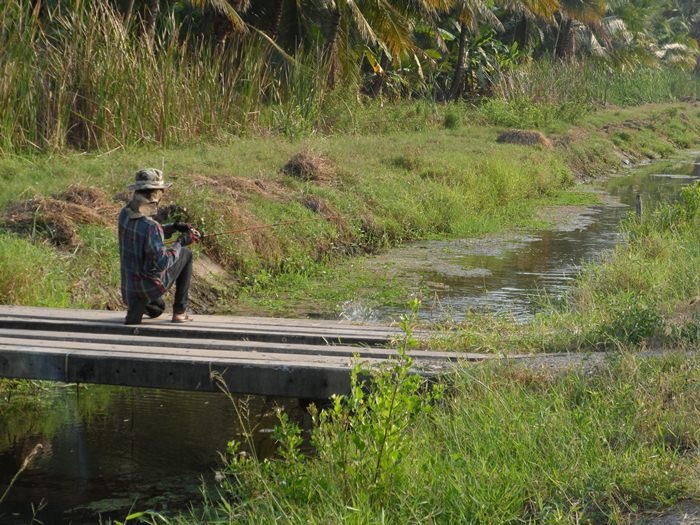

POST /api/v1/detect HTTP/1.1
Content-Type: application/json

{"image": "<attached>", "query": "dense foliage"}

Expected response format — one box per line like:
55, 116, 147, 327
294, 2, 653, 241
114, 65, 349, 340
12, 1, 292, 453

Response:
0, 0, 697, 153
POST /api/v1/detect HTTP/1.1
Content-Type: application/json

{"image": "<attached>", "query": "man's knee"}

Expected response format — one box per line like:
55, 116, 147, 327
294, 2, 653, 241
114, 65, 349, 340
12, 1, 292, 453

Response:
125, 299, 148, 325
145, 297, 166, 318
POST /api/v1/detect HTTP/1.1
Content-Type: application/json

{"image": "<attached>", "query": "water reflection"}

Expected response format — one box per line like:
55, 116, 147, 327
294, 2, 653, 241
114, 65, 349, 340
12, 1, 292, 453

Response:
0, 385, 309, 524
363, 157, 698, 322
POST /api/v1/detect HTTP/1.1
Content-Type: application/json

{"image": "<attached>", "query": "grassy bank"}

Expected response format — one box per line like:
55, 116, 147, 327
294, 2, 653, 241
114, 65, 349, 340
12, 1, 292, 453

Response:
1, 103, 698, 316
429, 162, 700, 354
158, 351, 699, 524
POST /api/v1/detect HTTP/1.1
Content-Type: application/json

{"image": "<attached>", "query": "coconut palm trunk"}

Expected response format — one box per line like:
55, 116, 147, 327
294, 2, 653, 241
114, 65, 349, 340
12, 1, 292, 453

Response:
368, 52, 390, 97
448, 23, 469, 100
269, 0, 284, 40
555, 15, 573, 59
514, 14, 528, 50
325, 6, 342, 89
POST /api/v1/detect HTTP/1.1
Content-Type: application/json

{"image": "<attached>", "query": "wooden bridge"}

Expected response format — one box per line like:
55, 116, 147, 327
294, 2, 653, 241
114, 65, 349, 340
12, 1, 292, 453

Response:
0, 305, 486, 398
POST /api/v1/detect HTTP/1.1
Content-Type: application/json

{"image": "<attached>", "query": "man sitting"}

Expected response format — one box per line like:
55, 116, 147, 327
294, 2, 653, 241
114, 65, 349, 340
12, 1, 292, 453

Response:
118, 168, 200, 325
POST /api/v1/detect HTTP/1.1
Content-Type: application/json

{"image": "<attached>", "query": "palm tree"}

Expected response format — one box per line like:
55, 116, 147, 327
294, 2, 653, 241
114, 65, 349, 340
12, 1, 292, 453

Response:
553, 0, 606, 59
447, 0, 504, 100
322, 0, 415, 88
366, 0, 454, 96
128, 0, 247, 41
505, 0, 560, 51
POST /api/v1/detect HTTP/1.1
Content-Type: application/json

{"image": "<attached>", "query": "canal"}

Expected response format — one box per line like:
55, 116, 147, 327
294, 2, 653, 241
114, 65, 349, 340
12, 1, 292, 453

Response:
0, 155, 697, 523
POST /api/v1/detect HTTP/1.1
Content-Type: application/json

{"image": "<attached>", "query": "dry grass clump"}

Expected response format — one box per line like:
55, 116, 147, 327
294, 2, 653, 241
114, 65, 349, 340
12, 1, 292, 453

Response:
1, 185, 119, 247
282, 150, 337, 183
190, 174, 288, 202
299, 195, 335, 218
199, 199, 284, 271
496, 130, 554, 149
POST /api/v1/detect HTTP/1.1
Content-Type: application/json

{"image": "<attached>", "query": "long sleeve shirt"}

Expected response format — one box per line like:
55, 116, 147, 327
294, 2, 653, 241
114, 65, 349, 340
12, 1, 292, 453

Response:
118, 205, 182, 305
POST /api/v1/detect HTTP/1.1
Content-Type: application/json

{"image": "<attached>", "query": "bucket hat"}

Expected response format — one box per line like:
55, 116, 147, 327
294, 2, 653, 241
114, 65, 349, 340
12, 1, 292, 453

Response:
128, 168, 172, 191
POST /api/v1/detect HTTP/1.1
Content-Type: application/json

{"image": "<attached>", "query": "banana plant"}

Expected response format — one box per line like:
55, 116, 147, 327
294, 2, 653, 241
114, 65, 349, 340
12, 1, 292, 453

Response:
321, 0, 414, 88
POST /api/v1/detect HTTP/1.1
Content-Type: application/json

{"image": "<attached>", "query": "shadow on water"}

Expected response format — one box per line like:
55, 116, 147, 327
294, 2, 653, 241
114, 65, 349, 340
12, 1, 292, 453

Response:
1, 155, 697, 523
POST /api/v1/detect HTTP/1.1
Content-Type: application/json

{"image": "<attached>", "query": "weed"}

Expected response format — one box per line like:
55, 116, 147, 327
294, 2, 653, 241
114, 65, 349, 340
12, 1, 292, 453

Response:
443, 111, 461, 130
588, 292, 665, 348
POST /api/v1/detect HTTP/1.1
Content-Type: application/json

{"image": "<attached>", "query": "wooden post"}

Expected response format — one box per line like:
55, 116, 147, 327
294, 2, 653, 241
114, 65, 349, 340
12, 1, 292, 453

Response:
636, 194, 642, 219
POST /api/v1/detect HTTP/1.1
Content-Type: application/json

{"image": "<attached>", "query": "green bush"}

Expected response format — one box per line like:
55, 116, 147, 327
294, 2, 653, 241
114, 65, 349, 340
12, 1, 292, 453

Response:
0, 234, 71, 306
589, 293, 664, 347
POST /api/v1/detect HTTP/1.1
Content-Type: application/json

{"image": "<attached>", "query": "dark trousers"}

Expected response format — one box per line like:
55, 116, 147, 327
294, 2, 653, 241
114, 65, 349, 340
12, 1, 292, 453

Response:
125, 248, 193, 325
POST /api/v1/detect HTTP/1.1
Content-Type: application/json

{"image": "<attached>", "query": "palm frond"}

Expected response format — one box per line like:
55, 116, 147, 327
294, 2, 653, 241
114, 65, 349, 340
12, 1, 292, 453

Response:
457, 0, 504, 32
559, 0, 606, 25
187, 0, 247, 32
346, 0, 381, 45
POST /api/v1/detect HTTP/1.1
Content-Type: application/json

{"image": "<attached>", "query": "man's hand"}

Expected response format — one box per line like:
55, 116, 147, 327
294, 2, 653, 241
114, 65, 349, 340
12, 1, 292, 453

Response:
177, 229, 201, 246
173, 222, 193, 233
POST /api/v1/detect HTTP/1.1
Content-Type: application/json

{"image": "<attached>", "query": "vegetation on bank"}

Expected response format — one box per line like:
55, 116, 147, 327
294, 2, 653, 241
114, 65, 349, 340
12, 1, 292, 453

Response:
1, 103, 697, 318
1, 0, 698, 154
429, 161, 700, 353
150, 334, 699, 524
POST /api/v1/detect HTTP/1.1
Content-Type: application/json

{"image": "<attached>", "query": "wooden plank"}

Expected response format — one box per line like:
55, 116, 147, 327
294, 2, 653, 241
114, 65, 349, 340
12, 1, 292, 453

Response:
0, 316, 393, 346
0, 338, 471, 372
0, 345, 355, 397
0, 312, 402, 339
0, 305, 470, 397
0, 329, 476, 361
1, 338, 349, 363
0, 333, 465, 396
0, 305, 405, 335
0, 340, 371, 367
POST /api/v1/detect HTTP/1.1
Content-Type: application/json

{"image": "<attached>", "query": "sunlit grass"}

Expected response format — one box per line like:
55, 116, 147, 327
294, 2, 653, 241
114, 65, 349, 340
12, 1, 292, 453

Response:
162, 353, 699, 524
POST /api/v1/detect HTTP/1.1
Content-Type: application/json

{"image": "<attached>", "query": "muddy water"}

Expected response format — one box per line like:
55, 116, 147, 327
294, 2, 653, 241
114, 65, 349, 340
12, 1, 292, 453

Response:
1, 157, 697, 524
352, 156, 700, 323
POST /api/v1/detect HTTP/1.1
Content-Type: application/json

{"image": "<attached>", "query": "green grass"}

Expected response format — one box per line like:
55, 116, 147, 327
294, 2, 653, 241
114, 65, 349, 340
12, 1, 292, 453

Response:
0, 233, 72, 306
0, 226, 119, 309
0, 103, 697, 313
1, 0, 698, 154
161, 351, 698, 524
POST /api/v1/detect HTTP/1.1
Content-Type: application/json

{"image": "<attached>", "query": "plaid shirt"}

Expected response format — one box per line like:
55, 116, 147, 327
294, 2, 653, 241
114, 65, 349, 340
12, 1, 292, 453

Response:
118, 205, 181, 305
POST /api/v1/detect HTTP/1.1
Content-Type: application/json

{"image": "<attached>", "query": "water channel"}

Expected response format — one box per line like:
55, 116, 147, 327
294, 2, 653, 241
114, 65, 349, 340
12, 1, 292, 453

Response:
357, 155, 699, 323
1, 155, 698, 524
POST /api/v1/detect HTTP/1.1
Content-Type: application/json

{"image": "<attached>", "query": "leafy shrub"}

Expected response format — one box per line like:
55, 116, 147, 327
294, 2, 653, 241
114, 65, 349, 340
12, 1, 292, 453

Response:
0, 233, 71, 306
443, 111, 461, 129
589, 293, 664, 347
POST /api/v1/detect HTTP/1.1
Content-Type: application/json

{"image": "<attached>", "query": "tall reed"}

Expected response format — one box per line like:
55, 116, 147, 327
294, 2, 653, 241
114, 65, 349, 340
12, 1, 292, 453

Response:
0, 0, 327, 153
490, 58, 699, 123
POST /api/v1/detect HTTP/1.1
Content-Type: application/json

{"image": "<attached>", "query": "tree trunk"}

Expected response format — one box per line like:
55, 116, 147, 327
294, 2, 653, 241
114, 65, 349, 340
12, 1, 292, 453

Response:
146, 0, 160, 40
270, 0, 284, 40
325, 7, 342, 89
514, 14, 528, 51
448, 23, 469, 101
368, 52, 390, 98
555, 17, 573, 60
